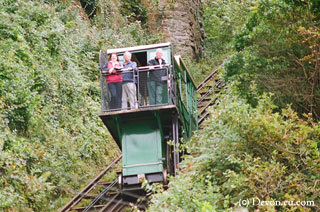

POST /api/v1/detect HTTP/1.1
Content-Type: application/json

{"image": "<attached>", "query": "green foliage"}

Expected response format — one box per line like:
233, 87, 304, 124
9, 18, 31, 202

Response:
192, 0, 258, 85
184, 58, 219, 85
201, 0, 320, 119
100, 22, 161, 50
0, 0, 126, 211
148, 87, 320, 211
224, 0, 320, 118
79, 0, 97, 18
0, 0, 160, 209
87, 0, 161, 48
202, 0, 257, 58
120, 0, 148, 25
0, 0, 162, 209
147, 1, 320, 211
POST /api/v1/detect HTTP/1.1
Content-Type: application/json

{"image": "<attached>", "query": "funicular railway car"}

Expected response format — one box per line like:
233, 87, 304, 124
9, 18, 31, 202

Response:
98, 42, 198, 187
59, 43, 199, 212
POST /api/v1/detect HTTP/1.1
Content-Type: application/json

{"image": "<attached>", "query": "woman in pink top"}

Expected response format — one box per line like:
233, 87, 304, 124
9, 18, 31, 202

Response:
102, 53, 123, 109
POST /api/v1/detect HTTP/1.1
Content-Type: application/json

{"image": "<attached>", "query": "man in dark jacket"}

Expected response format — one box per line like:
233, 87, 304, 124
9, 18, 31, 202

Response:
147, 48, 167, 105
121, 51, 138, 109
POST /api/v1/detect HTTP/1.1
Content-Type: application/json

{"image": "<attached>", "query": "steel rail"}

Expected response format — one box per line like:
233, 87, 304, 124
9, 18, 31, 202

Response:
98, 193, 121, 212
59, 155, 122, 212
82, 179, 118, 212
196, 70, 218, 92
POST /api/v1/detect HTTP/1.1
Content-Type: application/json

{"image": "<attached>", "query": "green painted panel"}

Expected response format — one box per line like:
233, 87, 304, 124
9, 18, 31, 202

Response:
124, 164, 163, 176
122, 119, 163, 176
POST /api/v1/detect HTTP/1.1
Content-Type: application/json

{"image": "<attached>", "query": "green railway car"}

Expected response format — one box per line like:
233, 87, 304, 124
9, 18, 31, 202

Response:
99, 43, 197, 185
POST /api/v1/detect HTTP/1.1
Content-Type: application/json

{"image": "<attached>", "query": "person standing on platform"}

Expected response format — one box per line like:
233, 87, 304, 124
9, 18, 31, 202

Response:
147, 48, 167, 105
121, 51, 138, 109
102, 53, 122, 110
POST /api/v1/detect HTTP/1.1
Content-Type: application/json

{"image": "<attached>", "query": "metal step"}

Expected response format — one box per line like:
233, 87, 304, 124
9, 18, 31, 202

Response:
72, 205, 107, 211
198, 111, 210, 126
197, 68, 225, 128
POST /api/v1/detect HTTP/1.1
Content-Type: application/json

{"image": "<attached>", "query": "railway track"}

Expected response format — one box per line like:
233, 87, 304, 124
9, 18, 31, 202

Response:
59, 69, 222, 212
59, 155, 147, 212
197, 69, 225, 128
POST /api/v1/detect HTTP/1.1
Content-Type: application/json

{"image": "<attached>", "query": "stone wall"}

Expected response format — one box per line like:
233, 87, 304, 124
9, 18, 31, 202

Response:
155, 0, 205, 60
92, 0, 205, 60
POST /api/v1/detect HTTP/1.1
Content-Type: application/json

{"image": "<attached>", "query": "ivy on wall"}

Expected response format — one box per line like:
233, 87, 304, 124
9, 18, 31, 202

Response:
120, 0, 148, 25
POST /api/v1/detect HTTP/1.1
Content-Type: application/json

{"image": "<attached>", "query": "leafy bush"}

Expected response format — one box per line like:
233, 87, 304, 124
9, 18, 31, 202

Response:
148, 87, 320, 211
120, 0, 148, 25
0, 0, 162, 209
0, 1, 124, 211
203, 0, 257, 58
223, 0, 320, 119
192, 0, 258, 85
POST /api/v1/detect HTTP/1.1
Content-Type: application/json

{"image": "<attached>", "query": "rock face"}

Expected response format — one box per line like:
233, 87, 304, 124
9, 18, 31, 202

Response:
88, 0, 204, 59
145, 0, 205, 60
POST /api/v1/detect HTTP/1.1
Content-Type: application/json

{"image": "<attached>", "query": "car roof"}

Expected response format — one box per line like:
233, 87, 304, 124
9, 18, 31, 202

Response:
107, 43, 171, 54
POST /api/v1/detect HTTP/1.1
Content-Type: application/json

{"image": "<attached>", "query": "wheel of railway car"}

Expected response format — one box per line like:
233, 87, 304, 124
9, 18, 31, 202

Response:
162, 168, 168, 185
118, 173, 123, 189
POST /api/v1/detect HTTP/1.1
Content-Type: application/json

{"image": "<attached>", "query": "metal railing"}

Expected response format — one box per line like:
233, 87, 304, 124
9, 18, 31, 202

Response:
100, 65, 175, 112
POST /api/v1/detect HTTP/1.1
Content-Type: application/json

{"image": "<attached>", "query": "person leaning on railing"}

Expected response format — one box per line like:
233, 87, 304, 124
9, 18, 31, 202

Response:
147, 48, 167, 105
121, 51, 138, 109
102, 53, 122, 110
